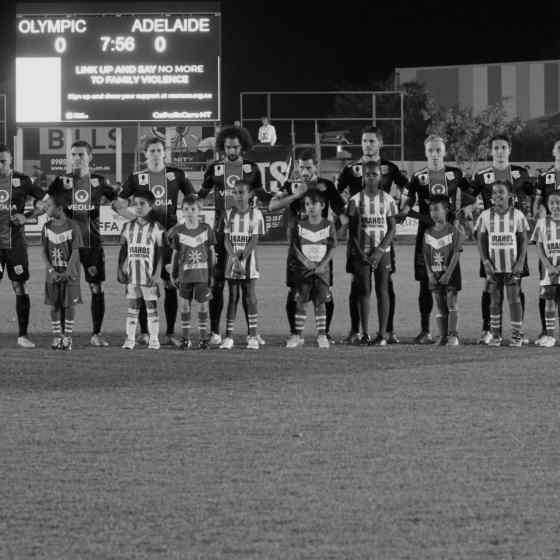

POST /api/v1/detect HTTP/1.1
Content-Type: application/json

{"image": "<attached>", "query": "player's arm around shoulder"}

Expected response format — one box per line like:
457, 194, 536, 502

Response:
112, 174, 137, 219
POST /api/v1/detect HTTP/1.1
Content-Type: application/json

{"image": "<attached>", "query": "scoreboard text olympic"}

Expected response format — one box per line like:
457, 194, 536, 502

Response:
15, 7, 221, 124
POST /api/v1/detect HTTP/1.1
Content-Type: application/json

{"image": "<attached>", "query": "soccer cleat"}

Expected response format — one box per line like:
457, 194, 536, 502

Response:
534, 333, 547, 347
521, 332, 530, 346
51, 336, 62, 350
539, 336, 556, 348
246, 336, 260, 350
373, 337, 388, 347
121, 338, 135, 350
345, 332, 362, 345
220, 337, 234, 349
360, 334, 372, 346
17, 336, 36, 348
256, 334, 266, 346
326, 333, 336, 345
509, 334, 523, 348
447, 335, 460, 347
387, 332, 400, 344
479, 330, 492, 345
148, 337, 160, 350
414, 331, 433, 344
90, 333, 109, 347
198, 339, 209, 350
208, 332, 222, 346
488, 336, 503, 347
136, 333, 150, 346
317, 335, 330, 348
61, 336, 72, 351
286, 334, 304, 348
181, 338, 193, 350
164, 334, 183, 348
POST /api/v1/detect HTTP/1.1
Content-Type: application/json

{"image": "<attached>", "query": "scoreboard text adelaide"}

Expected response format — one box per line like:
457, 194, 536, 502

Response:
16, 9, 221, 124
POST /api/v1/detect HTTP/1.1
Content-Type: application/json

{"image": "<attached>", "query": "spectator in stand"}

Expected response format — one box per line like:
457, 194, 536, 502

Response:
258, 117, 277, 146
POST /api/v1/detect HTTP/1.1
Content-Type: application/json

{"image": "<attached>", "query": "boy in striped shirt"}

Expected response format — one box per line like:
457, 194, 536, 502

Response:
41, 194, 83, 350
170, 194, 216, 349
532, 192, 560, 347
220, 180, 265, 350
346, 160, 397, 345
476, 181, 529, 347
288, 190, 337, 349
423, 196, 464, 346
118, 191, 165, 350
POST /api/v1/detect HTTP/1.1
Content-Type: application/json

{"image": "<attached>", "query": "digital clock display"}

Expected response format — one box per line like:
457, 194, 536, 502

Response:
15, 5, 221, 124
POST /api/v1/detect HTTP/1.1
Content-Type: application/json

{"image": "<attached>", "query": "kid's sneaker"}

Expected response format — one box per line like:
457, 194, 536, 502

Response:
317, 335, 330, 348
51, 336, 62, 350
148, 337, 160, 350
121, 338, 135, 350
539, 335, 556, 348
488, 336, 503, 347
208, 332, 222, 346
220, 337, 234, 350
447, 335, 460, 347
479, 330, 492, 345
286, 334, 304, 348
246, 336, 259, 350
61, 336, 72, 351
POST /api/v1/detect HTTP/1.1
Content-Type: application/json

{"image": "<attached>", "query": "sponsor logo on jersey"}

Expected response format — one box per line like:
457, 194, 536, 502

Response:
546, 173, 556, 185
361, 216, 386, 227
74, 189, 89, 204
512, 170, 520, 180
63, 177, 73, 189
242, 164, 252, 174
352, 164, 362, 177
0, 189, 9, 205
91, 178, 100, 187
419, 173, 429, 186
13, 265, 24, 276
139, 173, 149, 186
166, 172, 175, 182
11, 178, 20, 188
151, 185, 165, 199
490, 233, 515, 247
430, 183, 446, 195
484, 172, 495, 184
215, 164, 224, 176
547, 240, 560, 253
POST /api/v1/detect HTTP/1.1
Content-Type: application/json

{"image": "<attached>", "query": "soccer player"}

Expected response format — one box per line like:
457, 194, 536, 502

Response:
400, 135, 471, 343
0, 144, 47, 347
118, 191, 165, 350
197, 126, 271, 346
468, 134, 534, 344
338, 126, 409, 344
48, 140, 116, 347
532, 191, 560, 347
114, 137, 194, 347
269, 148, 345, 344
170, 194, 216, 349
41, 195, 83, 351
346, 160, 397, 345
288, 190, 337, 349
476, 181, 529, 347
423, 196, 464, 346
219, 180, 266, 350
532, 140, 560, 344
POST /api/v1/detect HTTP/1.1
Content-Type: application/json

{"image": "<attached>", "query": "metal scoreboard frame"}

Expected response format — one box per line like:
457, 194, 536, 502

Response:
15, 1, 222, 126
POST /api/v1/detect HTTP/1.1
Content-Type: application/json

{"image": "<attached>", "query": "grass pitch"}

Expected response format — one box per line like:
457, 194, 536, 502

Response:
2, 244, 560, 559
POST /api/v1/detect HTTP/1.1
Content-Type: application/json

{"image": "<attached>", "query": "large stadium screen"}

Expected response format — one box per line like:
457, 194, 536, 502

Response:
15, 4, 221, 124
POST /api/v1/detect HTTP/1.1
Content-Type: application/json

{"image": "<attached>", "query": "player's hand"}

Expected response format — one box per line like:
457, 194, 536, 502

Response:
483, 259, 495, 278
87, 265, 98, 277
10, 213, 26, 226
164, 263, 173, 276
427, 274, 438, 290
512, 261, 524, 276
370, 248, 384, 270
394, 212, 407, 224
439, 274, 450, 285
338, 213, 349, 227
340, 189, 350, 203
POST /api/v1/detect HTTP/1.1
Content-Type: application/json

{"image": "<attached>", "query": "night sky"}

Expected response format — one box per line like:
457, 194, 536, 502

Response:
2, 0, 559, 123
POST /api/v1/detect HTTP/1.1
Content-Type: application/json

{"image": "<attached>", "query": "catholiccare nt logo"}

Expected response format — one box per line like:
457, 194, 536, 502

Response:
430, 184, 446, 195
0, 189, 10, 208
75, 189, 89, 203
226, 174, 240, 189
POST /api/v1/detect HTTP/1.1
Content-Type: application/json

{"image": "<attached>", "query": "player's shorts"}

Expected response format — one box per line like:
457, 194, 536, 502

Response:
479, 257, 529, 279
126, 284, 160, 301
486, 273, 521, 294
79, 246, 106, 283
294, 275, 331, 305
44, 281, 82, 308
540, 285, 560, 301
430, 264, 462, 293
0, 235, 29, 283
179, 282, 212, 303
414, 224, 430, 282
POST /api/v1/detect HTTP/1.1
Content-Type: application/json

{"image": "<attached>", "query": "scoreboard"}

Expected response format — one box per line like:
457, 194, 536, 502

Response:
15, 3, 221, 124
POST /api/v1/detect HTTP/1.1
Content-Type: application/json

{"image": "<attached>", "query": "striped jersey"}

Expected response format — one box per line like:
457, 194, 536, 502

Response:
476, 207, 529, 273
120, 219, 164, 286
169, 222, 216, 284
224, 207, 265, 280
41, 218, 83, 281
423, 223, 461, 275
347, 190, 397, 253
532, 217, 560, 285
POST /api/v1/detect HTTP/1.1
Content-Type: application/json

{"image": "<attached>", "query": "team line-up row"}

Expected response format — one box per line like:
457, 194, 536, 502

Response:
2, 125, 560, 350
